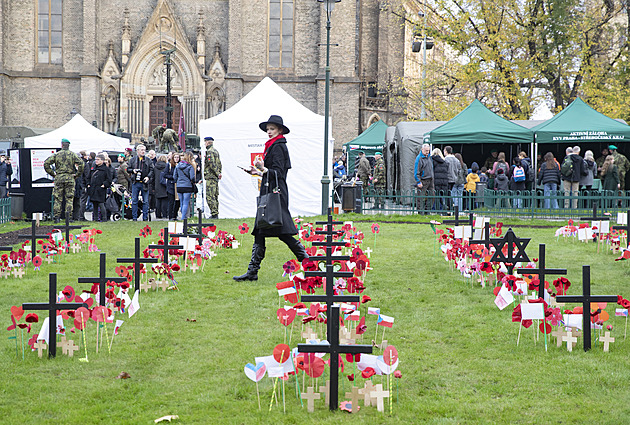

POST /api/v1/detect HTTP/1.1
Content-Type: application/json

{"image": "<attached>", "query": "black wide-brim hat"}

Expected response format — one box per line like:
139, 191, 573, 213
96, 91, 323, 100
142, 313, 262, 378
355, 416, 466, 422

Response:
259, 115, 290, 134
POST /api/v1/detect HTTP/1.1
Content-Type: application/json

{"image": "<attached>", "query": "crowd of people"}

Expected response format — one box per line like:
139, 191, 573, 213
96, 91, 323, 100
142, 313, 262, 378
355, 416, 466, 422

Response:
43, 136, 222, 223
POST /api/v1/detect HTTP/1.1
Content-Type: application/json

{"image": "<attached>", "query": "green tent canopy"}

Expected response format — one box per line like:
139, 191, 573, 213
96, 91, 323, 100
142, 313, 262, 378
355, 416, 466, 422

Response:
532, 97, 630, 144
424, 99, 534, 145
343, 120, 388, 175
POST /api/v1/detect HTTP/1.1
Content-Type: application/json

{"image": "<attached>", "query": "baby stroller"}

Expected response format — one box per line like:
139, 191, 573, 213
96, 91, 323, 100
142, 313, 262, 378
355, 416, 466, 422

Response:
106, 183, 134, 221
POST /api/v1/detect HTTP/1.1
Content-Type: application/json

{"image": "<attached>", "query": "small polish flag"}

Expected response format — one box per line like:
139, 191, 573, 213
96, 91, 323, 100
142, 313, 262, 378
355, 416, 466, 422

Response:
345, 310, 360, 321
278, 286, 296, 297
368, 307, 380, 315
377, 314, 394, 328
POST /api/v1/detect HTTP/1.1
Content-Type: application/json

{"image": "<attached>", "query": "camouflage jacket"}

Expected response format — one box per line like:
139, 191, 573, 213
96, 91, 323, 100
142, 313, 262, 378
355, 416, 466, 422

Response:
43, 148, 84, 177
204, 146, 222, 180
612, 151, 630, 174
373, 158, 386, 185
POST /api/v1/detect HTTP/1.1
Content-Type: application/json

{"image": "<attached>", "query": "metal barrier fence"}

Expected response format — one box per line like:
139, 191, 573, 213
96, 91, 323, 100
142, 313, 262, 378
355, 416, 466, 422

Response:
360, 188, 630, 219
0, 197, 11, 223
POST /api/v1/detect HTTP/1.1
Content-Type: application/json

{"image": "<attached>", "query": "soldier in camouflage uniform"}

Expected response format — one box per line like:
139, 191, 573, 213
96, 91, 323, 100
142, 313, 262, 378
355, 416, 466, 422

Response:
43, 139, 84, 223
203, 136, 222, 218
595, 147, 609, 179
372, 151, 386, 209
356, 151, 371, 199
609, 145, 630, 192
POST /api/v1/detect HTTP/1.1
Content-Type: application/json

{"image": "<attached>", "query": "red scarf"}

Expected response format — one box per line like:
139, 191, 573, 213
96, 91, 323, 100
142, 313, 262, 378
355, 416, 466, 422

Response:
263, 134, 284, 159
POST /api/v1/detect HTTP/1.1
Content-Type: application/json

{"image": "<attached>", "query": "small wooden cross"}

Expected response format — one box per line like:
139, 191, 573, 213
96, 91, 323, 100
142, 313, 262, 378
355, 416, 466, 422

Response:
148, 278, 157, 290
301, 386, 321, 412
70, 244, 81, 254
562, 330, 578, 352
551, 329, 564, 347
359, 380, 376, 406
599, 331, 615, 352
363, 247, 372, 258
344, 386, 361, 413
370, 383, 389, 412
57, 336, 68, 355
12, 267, 25, 279
157, 279, 169, 292
301, 326, 317, 340
340, 327, 355, 345
44, 256, 54, 264
319, 380, 330, 405
189, 262, 199, 273
140, 281, 150, 293
0, 269, 9, 279
65, 339, 79, 357
34, 340, 47, 358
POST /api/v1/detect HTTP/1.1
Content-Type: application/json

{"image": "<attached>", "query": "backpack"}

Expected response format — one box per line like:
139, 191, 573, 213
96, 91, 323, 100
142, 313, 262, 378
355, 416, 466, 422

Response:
526, 164, 535, 182
513, 166, 526, 182
496, 162, 508, 175
560, 156, 573, 177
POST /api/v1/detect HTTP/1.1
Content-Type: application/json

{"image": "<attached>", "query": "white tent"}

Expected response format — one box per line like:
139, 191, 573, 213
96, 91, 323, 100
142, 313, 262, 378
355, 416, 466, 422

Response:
24, 114, 130, 153
198, 77, 331, 219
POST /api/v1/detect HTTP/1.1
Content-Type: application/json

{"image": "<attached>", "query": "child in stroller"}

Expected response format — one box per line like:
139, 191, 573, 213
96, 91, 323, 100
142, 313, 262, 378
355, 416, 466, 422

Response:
106, 183, 135, 221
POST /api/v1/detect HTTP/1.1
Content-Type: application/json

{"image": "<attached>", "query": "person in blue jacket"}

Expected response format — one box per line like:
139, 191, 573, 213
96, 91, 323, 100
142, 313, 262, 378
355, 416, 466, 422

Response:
173, 151, 196, 220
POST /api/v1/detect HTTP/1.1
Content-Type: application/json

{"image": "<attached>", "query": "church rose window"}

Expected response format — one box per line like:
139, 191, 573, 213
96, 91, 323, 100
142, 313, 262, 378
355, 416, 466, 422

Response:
268, 0, 293, 68
37, 0, 63, 64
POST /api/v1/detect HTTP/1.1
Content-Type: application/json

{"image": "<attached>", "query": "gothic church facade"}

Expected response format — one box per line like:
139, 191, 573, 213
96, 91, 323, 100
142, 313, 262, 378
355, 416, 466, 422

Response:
0, 0, 417, 149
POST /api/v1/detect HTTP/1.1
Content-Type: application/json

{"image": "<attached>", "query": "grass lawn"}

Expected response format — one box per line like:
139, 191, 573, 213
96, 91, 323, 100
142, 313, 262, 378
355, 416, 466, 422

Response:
1, 216, 630, 424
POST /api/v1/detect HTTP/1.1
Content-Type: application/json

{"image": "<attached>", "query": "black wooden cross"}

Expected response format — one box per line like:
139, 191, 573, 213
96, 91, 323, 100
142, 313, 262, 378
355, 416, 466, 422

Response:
517, 244, 567, 300
556, 265, 618, 351
171, 219, 204, 247
186, 209, 215, 239
580, 200, 611, 223
442, 205, 474, 227
469, 222, 492, 250
17, 220, 51, 255
78, 253, 127, 306
490, 228, 530, 274
117, 238, 159, 292
22, 273, 87, 358
148, 227, 183, 264
60, 216, 84, 251
302, 209, 359, 334
298, 305, 373, 410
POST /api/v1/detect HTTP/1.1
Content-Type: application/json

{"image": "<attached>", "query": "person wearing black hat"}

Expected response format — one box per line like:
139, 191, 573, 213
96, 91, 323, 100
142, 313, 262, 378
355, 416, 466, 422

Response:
233, 115, 308, 281
203, 136, 222, 219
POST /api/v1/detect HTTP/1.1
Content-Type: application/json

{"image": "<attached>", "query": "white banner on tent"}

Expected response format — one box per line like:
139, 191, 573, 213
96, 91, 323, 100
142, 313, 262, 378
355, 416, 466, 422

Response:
9, 150, 20, 189
198, 77, 332, 219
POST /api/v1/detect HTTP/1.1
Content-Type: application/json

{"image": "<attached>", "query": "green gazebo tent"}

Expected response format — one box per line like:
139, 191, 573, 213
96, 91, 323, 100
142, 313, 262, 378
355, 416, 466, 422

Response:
532, 97, 630, 144
424, 99, 534, 145
343, 120, 388, 176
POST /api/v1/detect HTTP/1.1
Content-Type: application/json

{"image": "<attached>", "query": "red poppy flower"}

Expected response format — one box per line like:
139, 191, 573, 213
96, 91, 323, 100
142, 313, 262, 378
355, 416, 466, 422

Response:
356, 317, 367, 335
361, 295, 371, 304
239, 223, 250, 234
171, 264, 180, 272
621, 299, 630, 309
553, 277, 571, 295
302, 316, 316, 324
95, 229, 103, 234
347, 374, 355, 381
28, 334, 39, 349
25, 313, 39, 323
361, 367, 376, 379
282, 260, 297, 275
17, 323, 31, 332
394, 370, 402, 378
32, 255, 42, 268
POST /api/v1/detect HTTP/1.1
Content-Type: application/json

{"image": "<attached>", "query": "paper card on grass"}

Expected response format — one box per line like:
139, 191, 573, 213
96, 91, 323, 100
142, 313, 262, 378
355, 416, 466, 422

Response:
454, 226, 472, 240
618, 212, 627, 225
495, 285, 515, 310
267, 367, 284, 378
180, 237, 197, 251
168, 221, 183, 233
128, 291, 140, 318
473, 228, 483, 241
520, 303, 545, 320
563, 314, 583, 329
32, 213, 43, 221
255, 354, 293, 373
578, 228, 587, 241
357, 354, 382, 375
592, 220, 610, 234
474, 217, 490, 229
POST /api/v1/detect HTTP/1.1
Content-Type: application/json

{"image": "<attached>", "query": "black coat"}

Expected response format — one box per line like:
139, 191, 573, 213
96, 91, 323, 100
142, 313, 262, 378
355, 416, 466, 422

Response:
432, 155, 449, 191
253, 137, 297, 237
87, 164, 111, 203
153, 161, 168, 199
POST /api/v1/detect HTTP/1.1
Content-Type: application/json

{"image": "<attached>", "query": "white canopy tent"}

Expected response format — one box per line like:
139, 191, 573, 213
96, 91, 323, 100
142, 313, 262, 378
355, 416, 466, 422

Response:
24, 114, 130, 153
198, 77, 332, 219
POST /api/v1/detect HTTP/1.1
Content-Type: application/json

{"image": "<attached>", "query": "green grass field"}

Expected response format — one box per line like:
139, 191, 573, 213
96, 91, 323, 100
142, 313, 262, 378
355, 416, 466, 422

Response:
1, 216, 630, 424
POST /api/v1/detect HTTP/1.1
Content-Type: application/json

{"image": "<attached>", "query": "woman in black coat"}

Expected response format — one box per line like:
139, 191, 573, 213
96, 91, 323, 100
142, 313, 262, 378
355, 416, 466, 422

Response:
431, 148, 449, 211
153, 155, 169, 219
87, 154, 112, 222
233, 115, 309, 281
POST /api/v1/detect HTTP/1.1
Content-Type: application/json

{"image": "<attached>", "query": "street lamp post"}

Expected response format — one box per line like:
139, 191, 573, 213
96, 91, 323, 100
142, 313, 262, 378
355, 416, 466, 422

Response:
319, 0, 340, 215
420, 10, 427, 119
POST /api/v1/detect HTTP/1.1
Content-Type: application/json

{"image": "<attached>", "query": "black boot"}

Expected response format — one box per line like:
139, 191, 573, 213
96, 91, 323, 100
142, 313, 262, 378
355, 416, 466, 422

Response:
285, 237, 309, 262
233, 244, 266, 281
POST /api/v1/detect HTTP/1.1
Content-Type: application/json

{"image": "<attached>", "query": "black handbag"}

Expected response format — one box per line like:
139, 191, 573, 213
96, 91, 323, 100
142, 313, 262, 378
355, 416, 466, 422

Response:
255, 171, 283, 229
